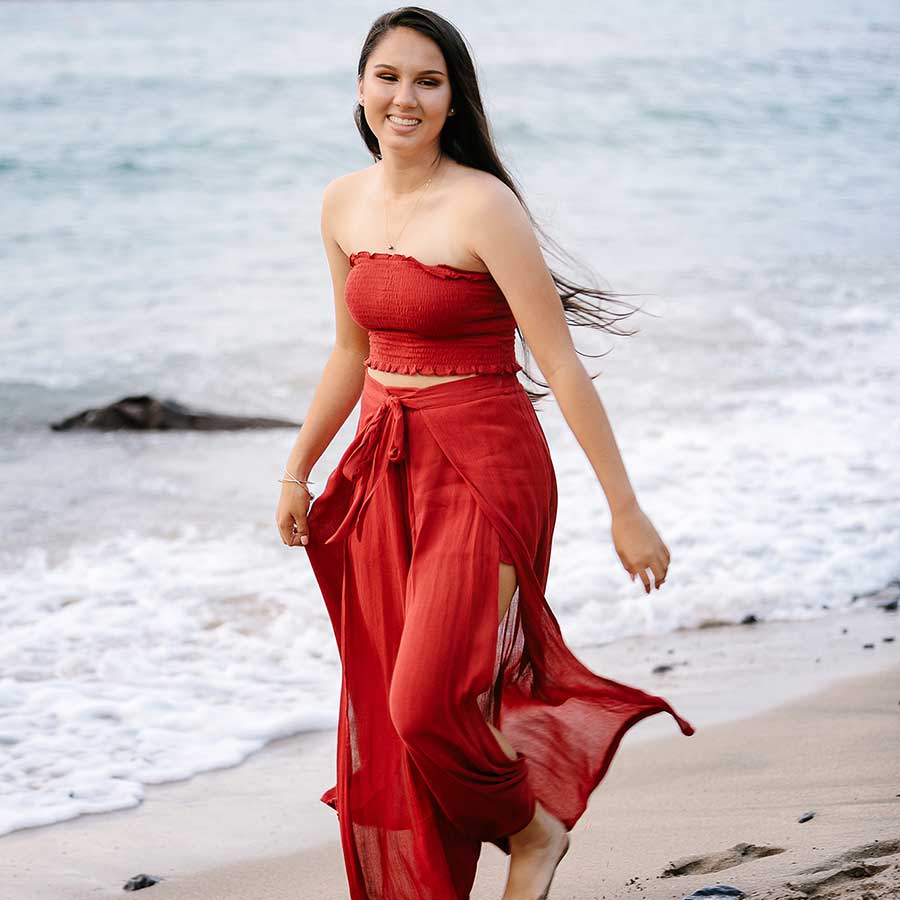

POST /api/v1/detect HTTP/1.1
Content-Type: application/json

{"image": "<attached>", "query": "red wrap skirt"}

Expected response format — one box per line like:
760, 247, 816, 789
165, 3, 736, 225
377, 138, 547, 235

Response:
304, 370, 694, 899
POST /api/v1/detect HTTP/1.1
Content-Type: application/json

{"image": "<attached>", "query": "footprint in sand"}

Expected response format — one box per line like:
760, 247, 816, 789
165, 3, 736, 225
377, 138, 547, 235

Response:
660, 842, 786, 878
784, 837, 900, 897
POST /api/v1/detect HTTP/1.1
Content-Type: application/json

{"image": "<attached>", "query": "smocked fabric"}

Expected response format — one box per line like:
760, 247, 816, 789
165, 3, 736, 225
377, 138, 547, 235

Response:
344, 251, 522, 376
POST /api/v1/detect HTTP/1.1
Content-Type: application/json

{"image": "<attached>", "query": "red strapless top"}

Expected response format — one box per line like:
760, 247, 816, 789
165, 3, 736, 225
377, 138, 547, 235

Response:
344, 251, 522, 376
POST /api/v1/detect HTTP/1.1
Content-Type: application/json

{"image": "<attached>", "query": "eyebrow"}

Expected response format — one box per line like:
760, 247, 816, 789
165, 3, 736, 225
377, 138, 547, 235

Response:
373, 63, 446, 77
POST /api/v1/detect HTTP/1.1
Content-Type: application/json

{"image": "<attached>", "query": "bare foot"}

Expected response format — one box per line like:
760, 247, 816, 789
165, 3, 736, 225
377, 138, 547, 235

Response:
502, 801, 570, 900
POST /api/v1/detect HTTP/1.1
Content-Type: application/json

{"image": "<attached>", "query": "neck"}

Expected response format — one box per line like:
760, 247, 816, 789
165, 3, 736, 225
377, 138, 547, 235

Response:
379, 150, 443, 198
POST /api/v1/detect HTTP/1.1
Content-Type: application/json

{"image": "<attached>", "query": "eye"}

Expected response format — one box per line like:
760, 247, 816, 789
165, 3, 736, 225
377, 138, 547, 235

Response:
377, 75, 439, 86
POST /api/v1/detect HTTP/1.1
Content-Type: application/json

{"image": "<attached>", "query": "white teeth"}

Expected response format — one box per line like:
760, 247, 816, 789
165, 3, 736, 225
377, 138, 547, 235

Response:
388, 115, 420, 126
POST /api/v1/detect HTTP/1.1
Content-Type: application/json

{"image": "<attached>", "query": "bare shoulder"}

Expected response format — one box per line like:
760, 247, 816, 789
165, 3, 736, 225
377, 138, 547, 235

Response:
451, 166, 516, 210
322, 166, 378, 256
319, 169, 373, 278
321, 167, 371, 219
447, 165, 523, 271
449, 168, 527, 264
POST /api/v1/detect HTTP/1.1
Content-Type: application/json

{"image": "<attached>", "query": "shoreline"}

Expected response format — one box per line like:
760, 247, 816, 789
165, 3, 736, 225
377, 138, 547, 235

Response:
1, 603, 897, 899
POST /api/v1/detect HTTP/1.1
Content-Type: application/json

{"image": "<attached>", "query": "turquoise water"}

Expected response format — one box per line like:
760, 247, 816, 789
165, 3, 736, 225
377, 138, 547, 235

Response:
0, 1, 898, 835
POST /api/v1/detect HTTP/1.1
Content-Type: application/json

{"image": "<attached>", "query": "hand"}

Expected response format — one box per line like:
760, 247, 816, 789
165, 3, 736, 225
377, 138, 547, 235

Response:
610, 502, 670, 593
276, 481, 313, 548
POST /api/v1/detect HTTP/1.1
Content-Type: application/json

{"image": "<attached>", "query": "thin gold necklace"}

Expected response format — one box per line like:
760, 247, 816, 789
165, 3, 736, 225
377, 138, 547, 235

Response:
383, 156, 444, 252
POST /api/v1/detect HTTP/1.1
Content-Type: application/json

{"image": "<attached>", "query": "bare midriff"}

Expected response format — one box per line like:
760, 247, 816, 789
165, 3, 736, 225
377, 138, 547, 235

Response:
365, 366, 480, 388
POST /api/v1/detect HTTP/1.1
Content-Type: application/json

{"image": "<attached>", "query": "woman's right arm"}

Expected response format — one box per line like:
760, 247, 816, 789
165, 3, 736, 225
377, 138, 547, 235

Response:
276, 177, 369, 546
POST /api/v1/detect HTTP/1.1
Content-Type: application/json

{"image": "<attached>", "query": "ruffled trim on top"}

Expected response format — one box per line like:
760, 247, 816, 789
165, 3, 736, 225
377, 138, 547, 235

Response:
364, 356, 522, 377
350, 250, 495, 282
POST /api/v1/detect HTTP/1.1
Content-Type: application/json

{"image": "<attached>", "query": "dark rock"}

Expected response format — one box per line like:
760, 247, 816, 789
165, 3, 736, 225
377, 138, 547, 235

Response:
683, 885, 746, 899
50, 394, 301, 431
798, 810, 815, 822
652, 659, 690, 675
698, 616, 764, 629
124, 873, 162, 891
850, 579, 900, 611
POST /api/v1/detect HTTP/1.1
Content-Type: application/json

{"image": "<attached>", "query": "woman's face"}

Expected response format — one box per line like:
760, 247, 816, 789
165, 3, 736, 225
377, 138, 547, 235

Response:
359, 27, 453, 153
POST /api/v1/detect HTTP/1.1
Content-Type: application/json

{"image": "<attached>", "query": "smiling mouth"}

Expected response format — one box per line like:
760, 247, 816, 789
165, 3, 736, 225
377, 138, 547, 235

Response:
387, 115, 421, 127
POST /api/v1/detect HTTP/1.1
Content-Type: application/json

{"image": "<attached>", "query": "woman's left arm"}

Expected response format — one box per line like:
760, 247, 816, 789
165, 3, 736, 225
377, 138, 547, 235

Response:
463, 178, 669, 593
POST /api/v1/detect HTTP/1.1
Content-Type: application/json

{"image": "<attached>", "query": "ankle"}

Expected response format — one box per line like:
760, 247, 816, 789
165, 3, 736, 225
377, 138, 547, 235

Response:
508, 801, 553, 851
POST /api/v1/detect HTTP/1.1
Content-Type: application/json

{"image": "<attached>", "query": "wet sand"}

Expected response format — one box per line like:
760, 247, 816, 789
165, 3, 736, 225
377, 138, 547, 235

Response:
2, 604, 897, 900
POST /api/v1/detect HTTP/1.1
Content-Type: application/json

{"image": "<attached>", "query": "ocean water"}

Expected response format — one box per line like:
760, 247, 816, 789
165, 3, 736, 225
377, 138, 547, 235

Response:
1, 1, 898, 836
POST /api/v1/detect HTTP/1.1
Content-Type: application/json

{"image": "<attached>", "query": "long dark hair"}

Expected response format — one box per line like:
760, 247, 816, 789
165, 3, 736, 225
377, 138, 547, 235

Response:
355, 7, 651, 405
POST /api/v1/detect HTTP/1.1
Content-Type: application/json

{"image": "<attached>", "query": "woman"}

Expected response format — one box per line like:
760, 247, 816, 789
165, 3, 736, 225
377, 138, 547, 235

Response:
275, 8, 695, 900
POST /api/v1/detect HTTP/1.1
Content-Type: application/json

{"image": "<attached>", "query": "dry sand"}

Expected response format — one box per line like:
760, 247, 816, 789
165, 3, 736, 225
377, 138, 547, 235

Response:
1, 603, 897, 900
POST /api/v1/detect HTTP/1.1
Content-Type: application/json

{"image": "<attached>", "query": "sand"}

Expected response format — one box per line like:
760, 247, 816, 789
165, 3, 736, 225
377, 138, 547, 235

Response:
1, 603, 897, 900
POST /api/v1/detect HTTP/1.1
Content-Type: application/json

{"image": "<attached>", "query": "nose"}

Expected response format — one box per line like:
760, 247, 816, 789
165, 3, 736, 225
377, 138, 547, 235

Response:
392, 81, 418, 108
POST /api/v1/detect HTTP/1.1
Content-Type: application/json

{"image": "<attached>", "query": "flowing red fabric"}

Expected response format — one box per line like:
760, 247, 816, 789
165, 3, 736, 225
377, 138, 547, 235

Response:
304, 367, 695, 900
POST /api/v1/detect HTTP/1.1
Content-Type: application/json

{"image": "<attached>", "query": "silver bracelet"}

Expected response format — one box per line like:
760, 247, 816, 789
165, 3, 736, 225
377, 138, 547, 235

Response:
280, 469, 315, 484
279, 471, 316, 497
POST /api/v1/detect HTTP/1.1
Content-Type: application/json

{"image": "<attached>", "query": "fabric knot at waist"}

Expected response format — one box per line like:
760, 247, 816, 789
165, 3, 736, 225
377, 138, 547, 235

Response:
317, 372, 520, 547
343, 394, 408, 478
320, 393, 416, 546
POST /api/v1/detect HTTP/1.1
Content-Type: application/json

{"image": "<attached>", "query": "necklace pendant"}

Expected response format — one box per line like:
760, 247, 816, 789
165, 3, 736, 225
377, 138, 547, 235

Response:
387, 244, 395, 250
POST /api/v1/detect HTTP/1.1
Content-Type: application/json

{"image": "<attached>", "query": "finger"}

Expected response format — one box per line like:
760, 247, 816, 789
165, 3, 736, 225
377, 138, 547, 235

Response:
276, 518, 293, 545
291, 518, 309, 547
637, 568, 651, 593
277, 515, 308, 547
651, 560, 666, 589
